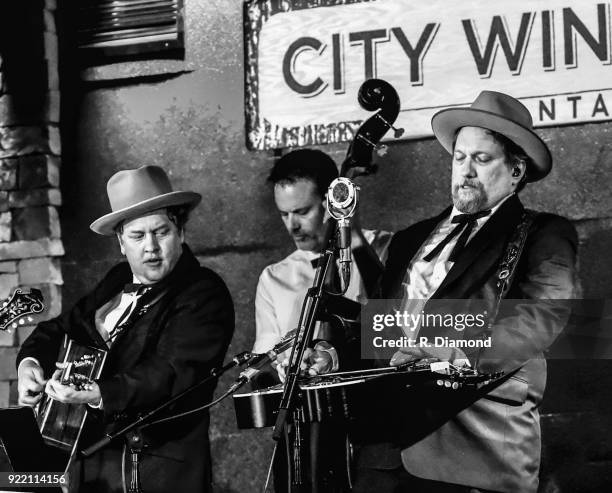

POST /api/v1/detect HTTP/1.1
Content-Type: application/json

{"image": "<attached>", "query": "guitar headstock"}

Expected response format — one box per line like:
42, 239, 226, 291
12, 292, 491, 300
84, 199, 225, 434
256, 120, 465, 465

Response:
61, 354, 102, 391
0, 288, 45, 332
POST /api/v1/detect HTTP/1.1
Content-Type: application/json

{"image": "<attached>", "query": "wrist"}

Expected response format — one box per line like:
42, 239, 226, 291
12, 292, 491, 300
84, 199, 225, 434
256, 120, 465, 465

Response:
18, 357, 41, 375
88, 383, 103, 408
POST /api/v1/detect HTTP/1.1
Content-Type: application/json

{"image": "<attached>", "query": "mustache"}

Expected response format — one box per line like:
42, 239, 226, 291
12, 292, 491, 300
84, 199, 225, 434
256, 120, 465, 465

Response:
454, 180, 483, 189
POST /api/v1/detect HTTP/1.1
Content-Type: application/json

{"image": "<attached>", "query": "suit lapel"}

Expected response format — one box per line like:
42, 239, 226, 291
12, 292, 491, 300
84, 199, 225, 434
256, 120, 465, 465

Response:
385, 208, 451, 298
81, 264, 132, 349
432, 195, 524, 297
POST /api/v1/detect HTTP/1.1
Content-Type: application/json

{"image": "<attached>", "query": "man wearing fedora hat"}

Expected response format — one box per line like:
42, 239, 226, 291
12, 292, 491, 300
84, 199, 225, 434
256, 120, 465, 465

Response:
16, 165, 235, 492
350, 92, 577, 492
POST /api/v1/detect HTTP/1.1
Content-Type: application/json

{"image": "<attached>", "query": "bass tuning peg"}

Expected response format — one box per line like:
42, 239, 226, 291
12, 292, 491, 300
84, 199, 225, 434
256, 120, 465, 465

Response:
376, 114, 405, 138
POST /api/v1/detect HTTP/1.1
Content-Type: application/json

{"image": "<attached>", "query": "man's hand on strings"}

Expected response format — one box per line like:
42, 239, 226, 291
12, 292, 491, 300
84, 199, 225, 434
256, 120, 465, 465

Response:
44, 362, 102, 406
17, 359, 47, 407
389, 345, 470, 368
274, 343, 337, 382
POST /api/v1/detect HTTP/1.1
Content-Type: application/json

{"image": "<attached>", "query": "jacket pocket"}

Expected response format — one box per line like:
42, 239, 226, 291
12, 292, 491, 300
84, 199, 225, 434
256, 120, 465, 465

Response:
482, 375, 529, 406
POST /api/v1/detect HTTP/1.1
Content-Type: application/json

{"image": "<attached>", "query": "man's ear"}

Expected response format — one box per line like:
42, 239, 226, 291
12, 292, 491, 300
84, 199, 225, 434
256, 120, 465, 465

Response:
116, 232, 126, 255
511, 160, 527, 181
322, 193, 330, 221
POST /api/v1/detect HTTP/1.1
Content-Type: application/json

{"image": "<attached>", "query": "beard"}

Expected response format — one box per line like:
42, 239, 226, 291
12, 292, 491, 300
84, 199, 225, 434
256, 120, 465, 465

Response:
452, 181, 488, 213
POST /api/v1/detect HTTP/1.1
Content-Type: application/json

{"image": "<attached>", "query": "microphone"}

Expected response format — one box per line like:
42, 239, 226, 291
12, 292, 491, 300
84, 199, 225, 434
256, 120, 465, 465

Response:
327, 177, 359, 288
211, 351, 252, 377
327, 177, 358, 216
228, 329, 298, 391
337, 218, 351, 264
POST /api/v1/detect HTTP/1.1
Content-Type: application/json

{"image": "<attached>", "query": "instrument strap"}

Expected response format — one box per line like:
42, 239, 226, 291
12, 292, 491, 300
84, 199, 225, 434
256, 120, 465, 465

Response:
474, 209, 537, 368
493, 209, 537, 313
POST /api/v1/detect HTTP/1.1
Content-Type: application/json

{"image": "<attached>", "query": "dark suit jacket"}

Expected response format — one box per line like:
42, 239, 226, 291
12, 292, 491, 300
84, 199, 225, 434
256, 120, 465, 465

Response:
357, 195, 577, 493
18, 244, 235, 493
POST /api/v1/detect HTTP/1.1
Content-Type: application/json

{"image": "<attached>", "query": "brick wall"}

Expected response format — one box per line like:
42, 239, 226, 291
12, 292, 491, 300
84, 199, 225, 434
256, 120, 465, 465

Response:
0, 0, 62, 406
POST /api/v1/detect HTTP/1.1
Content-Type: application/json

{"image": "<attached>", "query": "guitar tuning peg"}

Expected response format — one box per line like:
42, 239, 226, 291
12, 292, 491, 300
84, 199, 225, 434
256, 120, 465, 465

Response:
27, 316, 33, 322
1, 302, 7, 308
12, 322, 17, 329
18, 319, 25, 325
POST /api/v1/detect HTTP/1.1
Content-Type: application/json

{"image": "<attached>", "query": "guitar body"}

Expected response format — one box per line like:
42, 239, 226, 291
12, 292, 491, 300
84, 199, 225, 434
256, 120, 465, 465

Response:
36, 337, 107, 466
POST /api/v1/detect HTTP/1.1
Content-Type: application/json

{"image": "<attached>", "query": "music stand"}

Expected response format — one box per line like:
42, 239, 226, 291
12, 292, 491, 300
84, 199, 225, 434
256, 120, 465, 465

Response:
0, 407, 68, 471
0, 407, 66, 492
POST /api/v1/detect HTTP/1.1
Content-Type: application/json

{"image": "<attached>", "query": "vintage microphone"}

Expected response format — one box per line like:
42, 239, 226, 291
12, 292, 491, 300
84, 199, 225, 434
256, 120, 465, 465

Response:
327, 177, 359, 292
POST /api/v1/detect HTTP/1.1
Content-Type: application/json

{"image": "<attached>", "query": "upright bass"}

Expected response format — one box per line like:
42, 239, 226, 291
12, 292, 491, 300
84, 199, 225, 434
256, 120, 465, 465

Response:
239, 79, 403, 493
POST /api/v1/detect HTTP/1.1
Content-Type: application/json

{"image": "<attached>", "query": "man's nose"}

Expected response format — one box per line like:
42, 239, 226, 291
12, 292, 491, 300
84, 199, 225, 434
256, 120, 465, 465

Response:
287, 214, 300, 232
143, 233, 160, 251
460, 157, 477, 177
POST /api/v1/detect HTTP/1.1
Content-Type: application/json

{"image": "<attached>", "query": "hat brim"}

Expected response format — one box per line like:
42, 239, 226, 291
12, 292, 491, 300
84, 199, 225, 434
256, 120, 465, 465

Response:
431, 108, 552, 182
90, 191, 202, 236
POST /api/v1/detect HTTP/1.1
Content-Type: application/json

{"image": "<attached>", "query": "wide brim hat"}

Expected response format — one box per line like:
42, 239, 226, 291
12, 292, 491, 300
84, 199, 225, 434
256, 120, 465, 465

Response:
431, 91, 552, 182
90, 165, 202, 236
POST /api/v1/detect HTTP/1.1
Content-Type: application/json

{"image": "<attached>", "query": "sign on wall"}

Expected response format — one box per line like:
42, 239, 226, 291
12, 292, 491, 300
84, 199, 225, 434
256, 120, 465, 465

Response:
244, 0, 612, 150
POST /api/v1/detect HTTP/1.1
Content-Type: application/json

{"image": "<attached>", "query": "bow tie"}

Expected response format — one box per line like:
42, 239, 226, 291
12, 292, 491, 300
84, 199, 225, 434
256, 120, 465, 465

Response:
423, 210, 491, 263
123, 283, 150, 296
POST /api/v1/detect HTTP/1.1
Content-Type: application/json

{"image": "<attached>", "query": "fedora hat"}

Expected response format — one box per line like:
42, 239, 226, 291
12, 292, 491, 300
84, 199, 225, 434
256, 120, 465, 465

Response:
90, 165, 202, 236
431, 91, 552, 182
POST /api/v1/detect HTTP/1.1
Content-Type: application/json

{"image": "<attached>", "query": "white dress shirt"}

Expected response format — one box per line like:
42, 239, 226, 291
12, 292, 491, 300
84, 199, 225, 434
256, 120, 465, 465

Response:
254, 229, 393, 353
95, 276, 148, 347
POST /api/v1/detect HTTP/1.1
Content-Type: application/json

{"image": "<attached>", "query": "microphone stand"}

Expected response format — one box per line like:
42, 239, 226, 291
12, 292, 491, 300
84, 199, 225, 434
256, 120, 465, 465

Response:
271, 219, 339, 492
80, 351, 253, 479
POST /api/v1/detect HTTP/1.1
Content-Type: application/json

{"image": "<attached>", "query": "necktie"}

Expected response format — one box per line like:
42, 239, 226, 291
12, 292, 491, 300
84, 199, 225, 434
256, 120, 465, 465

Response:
423, 210, 491, 263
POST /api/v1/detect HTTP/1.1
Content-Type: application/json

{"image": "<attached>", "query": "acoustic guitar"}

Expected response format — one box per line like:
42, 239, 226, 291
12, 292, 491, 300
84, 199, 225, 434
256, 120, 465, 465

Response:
36, 336, 107, 459
1, 288, 107, 471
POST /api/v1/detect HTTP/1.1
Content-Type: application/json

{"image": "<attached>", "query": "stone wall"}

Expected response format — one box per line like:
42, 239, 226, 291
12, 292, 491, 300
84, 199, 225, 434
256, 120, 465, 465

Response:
0, 0, 63, 407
